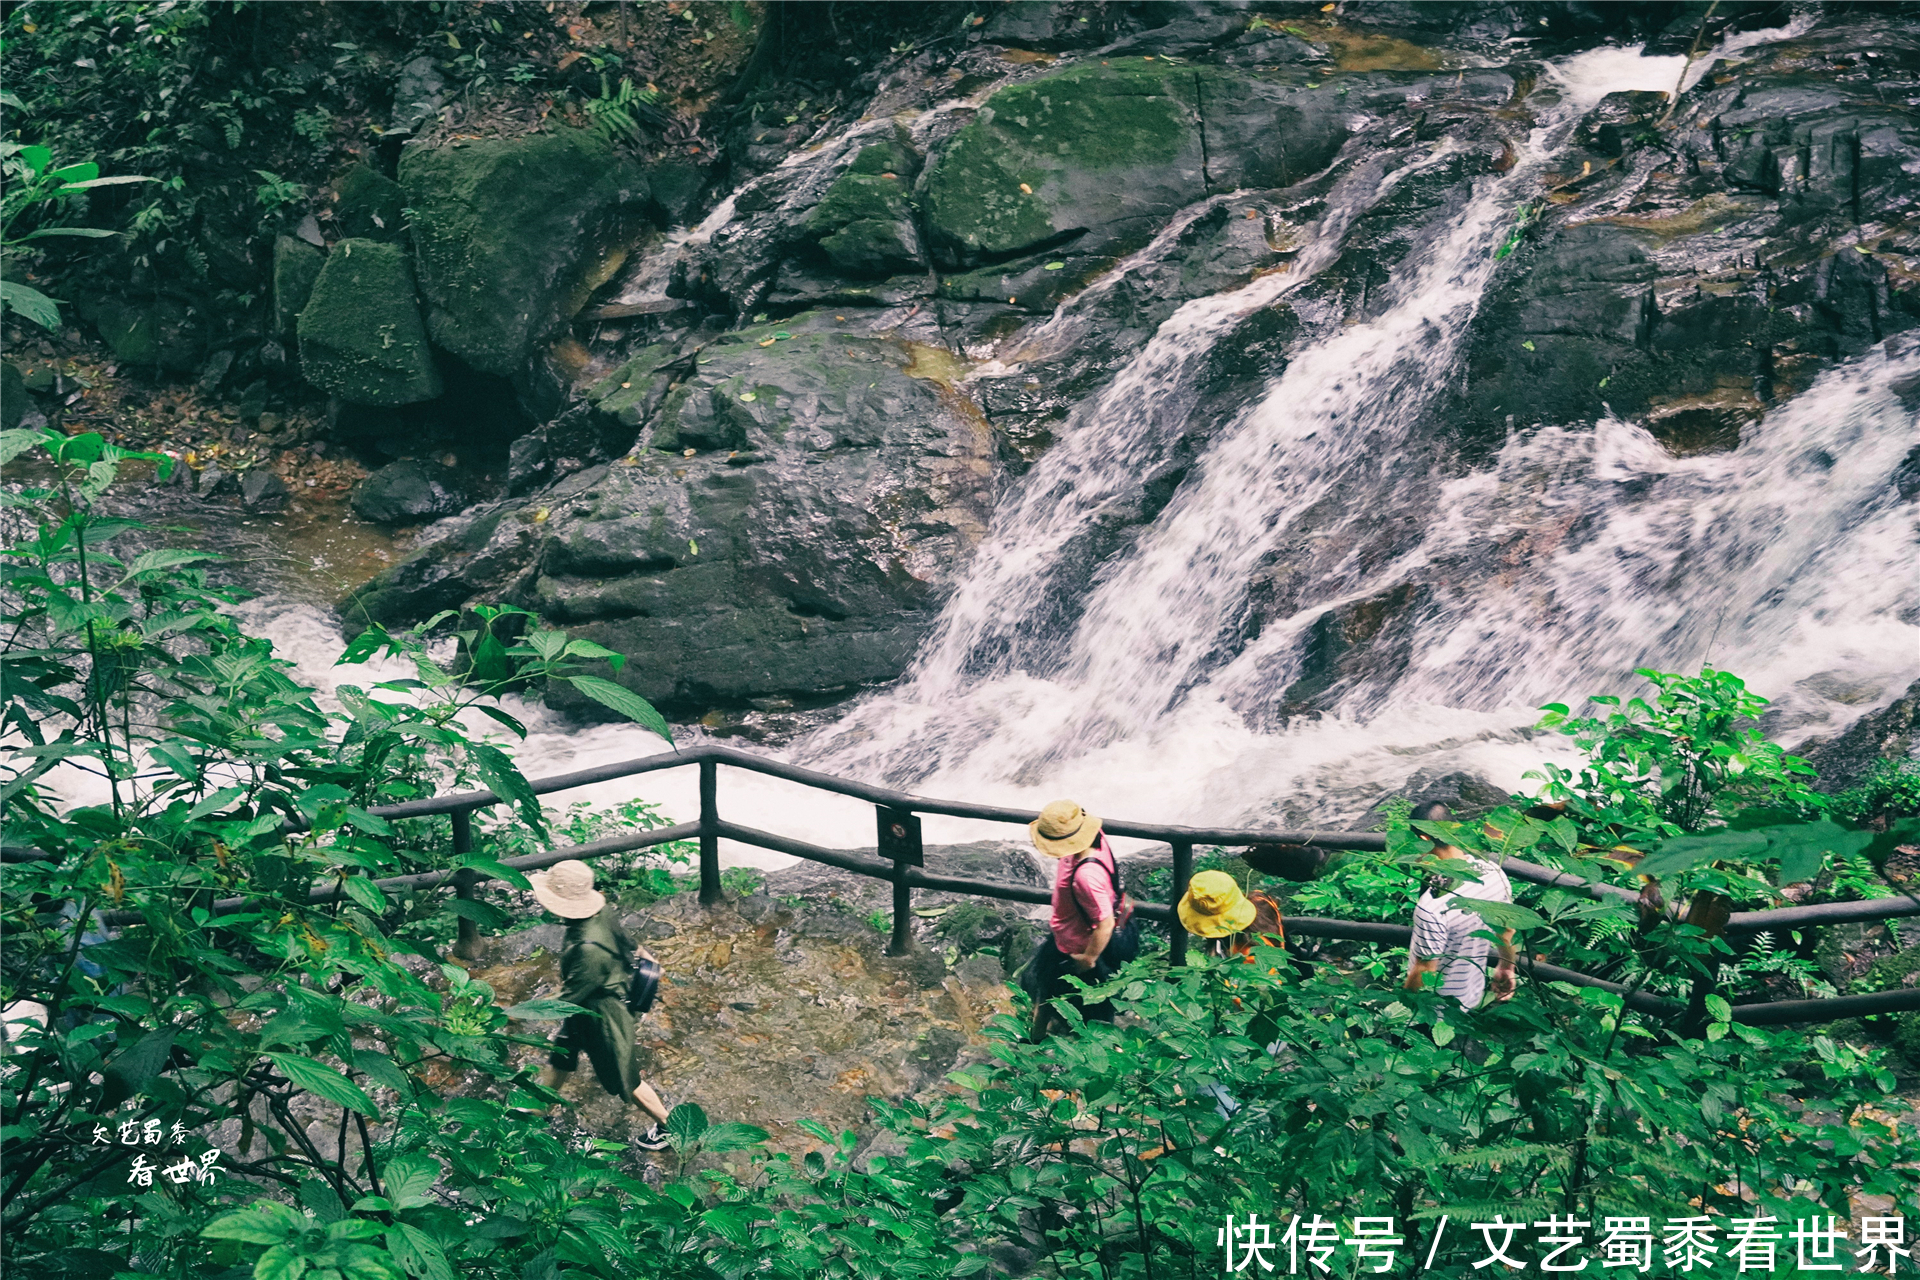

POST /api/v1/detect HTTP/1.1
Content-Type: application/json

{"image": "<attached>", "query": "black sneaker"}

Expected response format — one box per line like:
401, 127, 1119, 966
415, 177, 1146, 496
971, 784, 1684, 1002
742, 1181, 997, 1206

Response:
634, 1123, 671, 1152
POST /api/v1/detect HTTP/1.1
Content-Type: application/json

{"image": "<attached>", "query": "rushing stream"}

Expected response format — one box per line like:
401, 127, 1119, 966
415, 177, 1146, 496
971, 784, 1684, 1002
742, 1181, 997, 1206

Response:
60, 31, 1916, 867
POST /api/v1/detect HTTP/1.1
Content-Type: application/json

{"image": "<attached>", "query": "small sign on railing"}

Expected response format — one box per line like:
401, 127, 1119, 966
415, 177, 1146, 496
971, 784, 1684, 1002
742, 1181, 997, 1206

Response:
877, 806, 923, 866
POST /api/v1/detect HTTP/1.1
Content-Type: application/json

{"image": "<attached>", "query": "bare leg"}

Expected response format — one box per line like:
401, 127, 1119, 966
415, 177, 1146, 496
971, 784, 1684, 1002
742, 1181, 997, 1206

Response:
537, 1065, 572, 1091
632, 1080, 671, 1126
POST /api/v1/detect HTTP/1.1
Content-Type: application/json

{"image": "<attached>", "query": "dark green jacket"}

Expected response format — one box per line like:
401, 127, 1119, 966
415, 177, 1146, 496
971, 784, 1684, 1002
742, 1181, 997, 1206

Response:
555, 907, 639, 1099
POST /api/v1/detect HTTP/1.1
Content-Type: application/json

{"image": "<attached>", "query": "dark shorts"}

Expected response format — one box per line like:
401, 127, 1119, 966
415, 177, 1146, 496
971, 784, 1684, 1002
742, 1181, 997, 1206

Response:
549, 998, 639, 1099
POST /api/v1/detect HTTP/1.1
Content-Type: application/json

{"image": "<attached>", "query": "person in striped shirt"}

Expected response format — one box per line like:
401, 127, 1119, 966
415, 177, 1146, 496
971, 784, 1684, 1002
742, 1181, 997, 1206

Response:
1402, 802, 1517, 1009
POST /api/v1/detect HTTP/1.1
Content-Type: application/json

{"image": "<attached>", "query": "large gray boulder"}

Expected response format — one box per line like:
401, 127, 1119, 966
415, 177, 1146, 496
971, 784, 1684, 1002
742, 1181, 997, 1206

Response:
399, 130, 650, 378
348, 313, 995, 710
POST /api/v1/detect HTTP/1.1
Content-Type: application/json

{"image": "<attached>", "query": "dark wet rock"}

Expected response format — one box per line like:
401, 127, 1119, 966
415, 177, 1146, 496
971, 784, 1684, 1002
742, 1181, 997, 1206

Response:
239, 469, 291, 515
196, 347, 234, 395
387, 55, 446, 137
331, 163, 407, 242
920, 62, 1353, 267
349, 458, 465, 526
1894, 444, 1920, 503
399, 130, 650, 379
1, 363, 24, 432
1798, 679, 1920, 794
79, 295, 205, 373
506, 431, 549, 496
272, 235, 325, 339
979, 2, 1122, 53
195, 464, 236, 499
806, 141, 925, 277
296, 238, 441, 406
349, 313, 995, 710
647, 158, 714, 226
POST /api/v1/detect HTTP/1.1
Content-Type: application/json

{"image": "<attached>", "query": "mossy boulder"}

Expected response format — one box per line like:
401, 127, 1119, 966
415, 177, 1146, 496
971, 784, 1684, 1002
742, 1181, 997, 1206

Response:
331, 163, 407, 241
399, 130, 649, 378
295, 238, 441, 406
920, 62, 1350, 266
272, 235, 325, 338
807, 143, 923, 277
79, 296, 205, 372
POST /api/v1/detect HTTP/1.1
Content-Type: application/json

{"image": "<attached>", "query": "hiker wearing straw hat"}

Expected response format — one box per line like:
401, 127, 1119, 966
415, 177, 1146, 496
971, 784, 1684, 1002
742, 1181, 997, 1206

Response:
1021, 800, 1138, 1041
529, 860, 674, 1150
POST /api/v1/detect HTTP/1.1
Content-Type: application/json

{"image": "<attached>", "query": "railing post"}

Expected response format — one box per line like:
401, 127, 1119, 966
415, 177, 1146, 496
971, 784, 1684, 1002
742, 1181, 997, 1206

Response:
698, 758, 721, 905
1169, 839, 1193, 967
889, 862, 913, 957
451, 808, 480, 962
877, 806, 923, 957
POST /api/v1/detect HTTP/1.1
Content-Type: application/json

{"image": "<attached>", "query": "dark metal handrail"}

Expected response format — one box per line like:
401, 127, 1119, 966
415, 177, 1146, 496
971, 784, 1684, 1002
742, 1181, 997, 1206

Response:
73, 740, 1920, 1024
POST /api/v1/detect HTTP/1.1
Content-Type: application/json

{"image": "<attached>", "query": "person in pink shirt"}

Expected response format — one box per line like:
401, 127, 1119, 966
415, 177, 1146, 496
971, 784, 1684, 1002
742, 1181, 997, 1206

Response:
1022, 799, 1137, 1041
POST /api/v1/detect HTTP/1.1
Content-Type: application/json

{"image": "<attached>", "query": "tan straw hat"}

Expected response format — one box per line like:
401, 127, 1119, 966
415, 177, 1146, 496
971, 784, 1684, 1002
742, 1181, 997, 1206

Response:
529, 859, 605, 919
1029, 799, 1103, 858
1178, 870, 1256, 938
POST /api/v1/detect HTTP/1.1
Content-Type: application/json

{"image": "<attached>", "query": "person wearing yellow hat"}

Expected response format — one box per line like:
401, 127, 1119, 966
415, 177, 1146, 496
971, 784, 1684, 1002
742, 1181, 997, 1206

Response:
529, 859, 674, 1150
1178, 871, 1256, 940
1178, 870, 1288, 961
1021, 800, 1138, 1041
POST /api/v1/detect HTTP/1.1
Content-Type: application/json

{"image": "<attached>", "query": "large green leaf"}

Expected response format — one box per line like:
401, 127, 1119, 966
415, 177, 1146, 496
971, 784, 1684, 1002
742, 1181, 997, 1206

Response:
202, 1201, 307, 1245
1635, 829, 1768, 879
667, 1101, 709, 1149
386, 1223, 455, 1280
1774, 821, 1873, 884
266, 1052, 378, 1116
1455, 898, 1546, 931
700, 1121, 770, 1152
379, 1152, 441, 1210
560, 675, 674, 744
501, 998, 588, 1021
1, 279, 61, 329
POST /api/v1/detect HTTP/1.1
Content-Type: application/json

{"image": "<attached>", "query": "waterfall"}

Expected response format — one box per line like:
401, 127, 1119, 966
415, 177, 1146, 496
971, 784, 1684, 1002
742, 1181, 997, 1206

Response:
792, 39, 1920, 836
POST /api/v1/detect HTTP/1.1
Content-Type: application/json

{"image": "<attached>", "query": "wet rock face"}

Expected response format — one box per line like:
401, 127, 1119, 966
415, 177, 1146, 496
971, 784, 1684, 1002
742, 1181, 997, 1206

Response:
921, 61, 1352, 268
296, 239, 441, 407
349, 312, 995, 710
1451, 15, 1920, 456
350, 458, 466, 526
346, 5, 1920, 716
399, 130, 650, 379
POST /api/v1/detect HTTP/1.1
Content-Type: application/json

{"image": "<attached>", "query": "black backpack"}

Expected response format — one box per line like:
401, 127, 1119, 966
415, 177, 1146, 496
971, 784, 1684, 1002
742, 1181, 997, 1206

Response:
580, 937, 662, 1016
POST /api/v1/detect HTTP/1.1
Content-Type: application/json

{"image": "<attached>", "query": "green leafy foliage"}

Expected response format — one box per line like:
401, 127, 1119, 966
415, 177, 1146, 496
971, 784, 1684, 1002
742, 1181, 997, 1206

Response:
0, 136, 152, 327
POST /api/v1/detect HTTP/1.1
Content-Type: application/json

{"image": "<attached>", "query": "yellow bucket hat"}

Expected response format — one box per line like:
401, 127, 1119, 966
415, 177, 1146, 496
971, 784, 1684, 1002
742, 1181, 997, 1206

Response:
1029, 799, 1103, 858
1178, 870, 1256, 938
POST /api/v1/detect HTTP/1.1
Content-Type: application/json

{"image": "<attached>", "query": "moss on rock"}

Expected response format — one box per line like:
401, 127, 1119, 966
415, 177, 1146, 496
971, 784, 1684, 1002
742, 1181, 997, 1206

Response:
331, 163, 407, 242
399, 129, 649, 378
920, 61, 1350, 266
295, 238, 442, 406
271, 235, 324, 338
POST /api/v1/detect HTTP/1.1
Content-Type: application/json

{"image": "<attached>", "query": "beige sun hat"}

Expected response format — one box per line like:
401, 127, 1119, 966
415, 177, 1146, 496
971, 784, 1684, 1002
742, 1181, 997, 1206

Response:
529, 859, 606, 919
1029, 799, 1103, 858
1178, 870, 1256, 939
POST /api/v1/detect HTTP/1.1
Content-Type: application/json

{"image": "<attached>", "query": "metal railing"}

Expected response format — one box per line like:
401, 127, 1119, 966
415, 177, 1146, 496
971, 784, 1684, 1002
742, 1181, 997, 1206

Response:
73, 741, 1920, 1025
